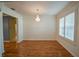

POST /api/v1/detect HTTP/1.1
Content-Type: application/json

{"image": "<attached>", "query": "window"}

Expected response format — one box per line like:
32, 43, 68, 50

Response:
59, 12, 75, 41
59, 17, 65, 37
65, 12, 75, 41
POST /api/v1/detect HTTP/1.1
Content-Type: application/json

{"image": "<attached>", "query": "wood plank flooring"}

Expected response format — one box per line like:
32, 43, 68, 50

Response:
3, 40, 73, 57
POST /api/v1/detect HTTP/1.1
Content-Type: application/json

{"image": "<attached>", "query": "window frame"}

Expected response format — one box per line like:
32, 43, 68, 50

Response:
64, 12, 75, 41
59, 12, 75, 41
59, 17, 65, 37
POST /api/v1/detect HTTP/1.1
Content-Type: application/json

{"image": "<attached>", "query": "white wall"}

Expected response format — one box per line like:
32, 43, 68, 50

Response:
23, 14, 56, 40
56, 2, 79, 56
0, 3, 23, 56
18, 16, 23, 42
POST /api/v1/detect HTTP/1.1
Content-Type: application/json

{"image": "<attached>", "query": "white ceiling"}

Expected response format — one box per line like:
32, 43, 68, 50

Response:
4, 1, 70, 15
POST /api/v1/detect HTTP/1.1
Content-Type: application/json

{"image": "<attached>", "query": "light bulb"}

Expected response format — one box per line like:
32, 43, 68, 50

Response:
35, 15, 40, 22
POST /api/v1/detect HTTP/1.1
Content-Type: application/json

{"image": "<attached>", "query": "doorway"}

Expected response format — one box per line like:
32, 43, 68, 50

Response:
3, 13, 18, 56
3, 13, 17, 42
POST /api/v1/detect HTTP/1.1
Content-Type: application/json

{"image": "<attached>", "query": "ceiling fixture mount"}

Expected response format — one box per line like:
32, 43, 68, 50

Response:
35, 9, 40, 22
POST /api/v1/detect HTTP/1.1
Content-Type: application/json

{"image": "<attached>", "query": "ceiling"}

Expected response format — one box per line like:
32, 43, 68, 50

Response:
4, 1, 70, 15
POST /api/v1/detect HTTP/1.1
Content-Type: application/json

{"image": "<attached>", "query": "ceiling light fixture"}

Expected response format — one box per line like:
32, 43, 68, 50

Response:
35, 9, 40, 22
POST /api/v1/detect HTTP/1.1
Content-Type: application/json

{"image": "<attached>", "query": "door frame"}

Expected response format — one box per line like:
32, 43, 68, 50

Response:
3, 13, 18, 42
0, 3, 23, 56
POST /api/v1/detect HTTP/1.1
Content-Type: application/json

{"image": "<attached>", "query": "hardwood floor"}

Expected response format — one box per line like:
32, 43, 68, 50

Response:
3, 40, 73, 57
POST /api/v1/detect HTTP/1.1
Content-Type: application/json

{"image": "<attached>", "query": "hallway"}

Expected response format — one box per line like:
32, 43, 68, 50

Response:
3, 40, 72, 57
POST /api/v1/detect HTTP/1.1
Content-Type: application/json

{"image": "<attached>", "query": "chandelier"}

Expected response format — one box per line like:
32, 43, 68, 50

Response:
35, 9, 40, 22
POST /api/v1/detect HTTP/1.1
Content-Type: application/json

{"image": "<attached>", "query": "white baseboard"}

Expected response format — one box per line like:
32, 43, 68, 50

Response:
57, 39, 78, 57
17, 40, 23, 43
23, 39, 56, 41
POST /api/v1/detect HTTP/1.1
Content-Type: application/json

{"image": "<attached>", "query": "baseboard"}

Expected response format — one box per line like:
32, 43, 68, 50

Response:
57, 39, 77, 57
23, 39, 56, 41
17, 40, 23, 43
